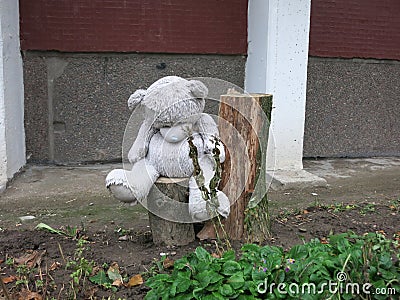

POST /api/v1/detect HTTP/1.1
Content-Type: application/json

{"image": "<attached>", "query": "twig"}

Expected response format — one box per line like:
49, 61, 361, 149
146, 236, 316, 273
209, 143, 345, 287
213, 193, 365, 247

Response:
295, 221, 311, 227
188, 134, 232, 250
212, 240, 223, 257
42, 263, 47, 300
0, 276, 11, 300
57, 242, 66, 265
275, 219, 289, 226
57, 283, 64, 300
327, 211, 340, 219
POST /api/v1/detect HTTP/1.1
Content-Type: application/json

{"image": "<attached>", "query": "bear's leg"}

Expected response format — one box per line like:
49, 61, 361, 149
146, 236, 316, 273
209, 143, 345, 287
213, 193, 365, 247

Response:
188, 176, 211, 222
106, 169, 137, 204
188, 156, 231, 222
128, 159, 160, 201
106, 160, 159, 204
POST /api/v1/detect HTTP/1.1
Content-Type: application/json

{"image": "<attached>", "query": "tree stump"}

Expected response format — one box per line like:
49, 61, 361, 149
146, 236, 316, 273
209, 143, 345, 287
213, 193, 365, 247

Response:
147, 177, 195, 246
219, 93, 273, 241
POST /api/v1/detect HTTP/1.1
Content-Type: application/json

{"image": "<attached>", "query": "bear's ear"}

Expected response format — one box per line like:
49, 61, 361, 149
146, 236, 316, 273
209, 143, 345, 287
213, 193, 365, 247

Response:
128, 89, 147, 111
188, 80, 208, 98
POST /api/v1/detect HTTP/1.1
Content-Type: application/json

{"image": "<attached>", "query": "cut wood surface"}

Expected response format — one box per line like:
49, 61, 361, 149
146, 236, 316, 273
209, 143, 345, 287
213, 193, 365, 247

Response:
219, 93, 272, 240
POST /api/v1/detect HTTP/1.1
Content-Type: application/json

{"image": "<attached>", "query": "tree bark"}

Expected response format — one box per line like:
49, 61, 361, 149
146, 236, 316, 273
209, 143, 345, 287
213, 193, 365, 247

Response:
219, 93, 272, 241
147, 177, 195, 246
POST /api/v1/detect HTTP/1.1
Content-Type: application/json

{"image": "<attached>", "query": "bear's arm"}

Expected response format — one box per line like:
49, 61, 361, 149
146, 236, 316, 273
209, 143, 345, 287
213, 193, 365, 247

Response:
128, 119, 157, 164
195, 113, 226, 163
196, 113, 219, 137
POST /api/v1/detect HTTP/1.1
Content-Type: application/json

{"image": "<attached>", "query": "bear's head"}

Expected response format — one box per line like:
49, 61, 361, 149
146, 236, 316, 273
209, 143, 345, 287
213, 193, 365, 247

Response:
127, 76, 208, 132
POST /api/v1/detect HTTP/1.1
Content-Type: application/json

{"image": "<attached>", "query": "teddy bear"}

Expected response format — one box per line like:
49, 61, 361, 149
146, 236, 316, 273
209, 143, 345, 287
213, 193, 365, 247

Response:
105, 76, 230, 222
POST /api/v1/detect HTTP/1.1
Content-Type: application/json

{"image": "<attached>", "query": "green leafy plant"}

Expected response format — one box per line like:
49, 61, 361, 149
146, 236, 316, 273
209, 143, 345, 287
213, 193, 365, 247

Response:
64, 224, 80, 238
90, 269, 118, 292
145, 232, 399, 299
139, 256, 169, 285
15, 264, 30, 289
329, 203, 358, 213
89, 261, 126, 292
36, 223, 66, 235
5, 257, 14, 266
36, 222, 81, 239
389, 198, 400, 212
360, 203, 376, 215
67, 238, 94, 283
114, 226, 131, 236
66, 238, 94, 297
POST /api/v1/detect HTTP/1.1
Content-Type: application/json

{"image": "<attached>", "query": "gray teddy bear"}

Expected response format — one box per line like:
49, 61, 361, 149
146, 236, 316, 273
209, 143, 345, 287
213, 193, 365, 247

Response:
106, 76, 230, 222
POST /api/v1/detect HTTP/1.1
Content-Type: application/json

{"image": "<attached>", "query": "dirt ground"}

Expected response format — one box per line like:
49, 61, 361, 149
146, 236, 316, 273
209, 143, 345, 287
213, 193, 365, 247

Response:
0, 157, 399, 299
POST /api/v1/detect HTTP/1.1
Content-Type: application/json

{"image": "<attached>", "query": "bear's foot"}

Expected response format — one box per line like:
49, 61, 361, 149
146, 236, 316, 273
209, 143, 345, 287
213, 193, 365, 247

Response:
108, 184, 138, 205
106, 169, 138, 204
189, 191, 231, 222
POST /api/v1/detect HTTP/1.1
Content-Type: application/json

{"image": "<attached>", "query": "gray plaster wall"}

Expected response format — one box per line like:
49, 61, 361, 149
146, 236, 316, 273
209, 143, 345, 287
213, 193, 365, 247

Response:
23, 52, 246, 163
24, 53, 399, 163
304, 57, 400, 158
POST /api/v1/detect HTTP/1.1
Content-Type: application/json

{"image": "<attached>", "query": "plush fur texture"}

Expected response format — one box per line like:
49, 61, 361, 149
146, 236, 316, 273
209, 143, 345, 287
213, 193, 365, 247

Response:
106, 76, 230, 222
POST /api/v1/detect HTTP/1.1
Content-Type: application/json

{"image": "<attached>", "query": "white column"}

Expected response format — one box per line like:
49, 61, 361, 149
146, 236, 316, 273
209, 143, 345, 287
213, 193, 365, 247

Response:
246, 0, 326, 189
0, 0, 26, 191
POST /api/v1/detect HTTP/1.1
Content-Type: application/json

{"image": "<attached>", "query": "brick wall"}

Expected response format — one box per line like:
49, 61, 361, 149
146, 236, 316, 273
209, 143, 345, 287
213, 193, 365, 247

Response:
19, 0, 247, 54
309, 0, 400, 60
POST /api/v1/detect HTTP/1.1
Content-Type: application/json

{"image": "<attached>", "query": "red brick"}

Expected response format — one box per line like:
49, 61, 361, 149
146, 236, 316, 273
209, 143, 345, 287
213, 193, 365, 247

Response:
20, 0, 247, 54
310, 0, 400, 60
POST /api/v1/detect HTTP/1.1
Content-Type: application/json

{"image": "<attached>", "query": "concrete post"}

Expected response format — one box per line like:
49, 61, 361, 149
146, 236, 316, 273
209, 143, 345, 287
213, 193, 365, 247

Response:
245, 0, 326, 189
0, 0, 26, 191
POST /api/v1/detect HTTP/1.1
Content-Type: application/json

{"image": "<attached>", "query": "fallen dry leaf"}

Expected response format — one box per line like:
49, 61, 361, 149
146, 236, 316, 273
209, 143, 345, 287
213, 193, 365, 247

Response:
15, 250, 46, 268
16, 289, 42, 300
49, 261, 62, 271
112, 278, 123, 287
107, 262, 124, 287
303, 210, 309, 214
211, 253, 221, 258
162, 257, 174, 269
0, 259, 4, 264
14, 251, 34, 265
1, 275, 16, 284
321, 237, 329, 244
118, 235, 129, 241
84, 286, 98, 299
107, 262, 119, 272
127, 274, 143, 287
394, 232, 400, 248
